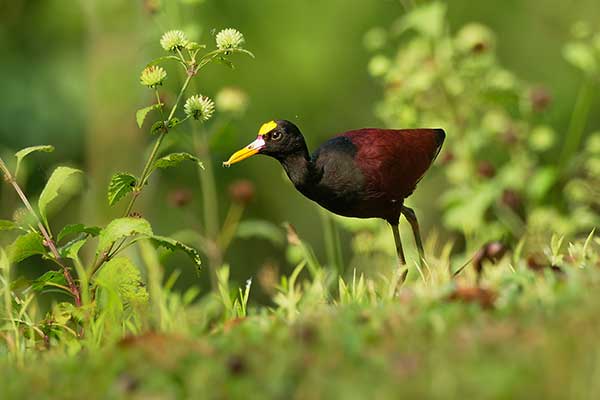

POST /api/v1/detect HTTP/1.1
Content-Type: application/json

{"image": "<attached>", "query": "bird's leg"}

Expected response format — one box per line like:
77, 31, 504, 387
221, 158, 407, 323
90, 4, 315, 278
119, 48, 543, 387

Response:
390, 222, 409, 291
390, 223, 406, 266
401, 206, 425, 268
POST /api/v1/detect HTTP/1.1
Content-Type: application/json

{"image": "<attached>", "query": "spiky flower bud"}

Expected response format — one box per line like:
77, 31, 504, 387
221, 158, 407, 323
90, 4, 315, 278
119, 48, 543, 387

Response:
184, 94, 215, 122
216, 28, 244, 50
160, 30, 188, 51
140, 66, 167, 88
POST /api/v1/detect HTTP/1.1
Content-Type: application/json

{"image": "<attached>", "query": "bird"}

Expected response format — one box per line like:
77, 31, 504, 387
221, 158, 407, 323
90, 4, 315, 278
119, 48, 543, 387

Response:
224, 119, 445, 273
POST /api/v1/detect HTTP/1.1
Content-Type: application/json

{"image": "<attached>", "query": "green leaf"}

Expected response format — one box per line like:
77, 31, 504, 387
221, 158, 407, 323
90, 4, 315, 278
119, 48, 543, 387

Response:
236, 48, 255, 58
94, 257, 149, 312
108, 173, 137, 206
167, 117, 181, 129
150, 117, 180, 135
145, 55, 183, 68
0, 220, 18, 231
31, 270, 67, 292
14, 145, 54, 176
153, 152, 203, 170
563, 42, 598, 74
198, 48, 255, 69
38, 166, 82, 229
216, 57, 235, 69
527, 167, 558, 201
236, 220, 285, 246
60, 238, 88, 260
136, 103, 163, 128
0, 249, 8, 271
185, 42, 206, 51
7, 231, 46, 263
96, 217, 153, 256
394, 2, 446, 38
151, 120, 166, 135
57, 223, 101, 243
150, 235, 202, 267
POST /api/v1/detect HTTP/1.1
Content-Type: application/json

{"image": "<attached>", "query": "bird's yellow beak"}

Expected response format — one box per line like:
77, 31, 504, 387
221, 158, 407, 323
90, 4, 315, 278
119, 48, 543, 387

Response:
223, 136, 266, 167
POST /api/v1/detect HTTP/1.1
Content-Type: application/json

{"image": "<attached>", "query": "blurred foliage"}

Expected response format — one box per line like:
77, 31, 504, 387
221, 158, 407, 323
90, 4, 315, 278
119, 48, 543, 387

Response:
368, 2, 599, 243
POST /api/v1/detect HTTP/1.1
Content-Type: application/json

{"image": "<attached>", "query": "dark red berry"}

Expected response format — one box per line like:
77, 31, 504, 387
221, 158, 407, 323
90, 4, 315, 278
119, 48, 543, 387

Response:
228, 180, 255, 205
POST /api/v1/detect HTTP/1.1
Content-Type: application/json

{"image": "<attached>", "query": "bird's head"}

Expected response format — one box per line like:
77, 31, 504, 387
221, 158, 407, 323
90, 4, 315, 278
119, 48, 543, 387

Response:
223, 120, 307, 166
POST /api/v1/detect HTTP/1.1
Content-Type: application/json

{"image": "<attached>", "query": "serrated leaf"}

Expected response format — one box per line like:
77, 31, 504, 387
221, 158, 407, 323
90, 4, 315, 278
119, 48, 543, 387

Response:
145, 55, 183, 68
236, 220, 285, 246
0, 220, 17, 231
31, 270, 68, 292
38, 166, 82, 229
57, 223, 101, 243
150, 235, 202, 266
14, 145, 54, 176
136, 103, 163, 128
153, 152, 203, 170
108, 173, 137, 206
96, 218, 153, 256
7, 231, 46, 263
94, 257, 149, 313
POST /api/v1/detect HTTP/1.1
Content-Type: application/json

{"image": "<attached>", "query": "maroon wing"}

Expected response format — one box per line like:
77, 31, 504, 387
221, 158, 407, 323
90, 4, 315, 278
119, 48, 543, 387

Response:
342, 128, 445, 201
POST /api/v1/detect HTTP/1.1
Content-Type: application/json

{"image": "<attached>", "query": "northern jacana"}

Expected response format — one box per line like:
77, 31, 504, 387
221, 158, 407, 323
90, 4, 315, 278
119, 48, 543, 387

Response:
224, 120, 445, 271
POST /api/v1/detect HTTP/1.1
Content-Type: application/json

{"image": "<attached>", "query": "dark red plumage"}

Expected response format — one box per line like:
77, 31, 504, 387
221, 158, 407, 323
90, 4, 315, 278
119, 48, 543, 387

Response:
333, 128, 444, 222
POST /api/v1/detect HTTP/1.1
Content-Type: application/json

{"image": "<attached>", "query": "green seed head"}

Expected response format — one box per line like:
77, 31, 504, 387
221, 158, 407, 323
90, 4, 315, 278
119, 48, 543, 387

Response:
160, 30, 188, 51
216, 28, 244, 50
140, 66, 167, 88
184, 94, 215, 122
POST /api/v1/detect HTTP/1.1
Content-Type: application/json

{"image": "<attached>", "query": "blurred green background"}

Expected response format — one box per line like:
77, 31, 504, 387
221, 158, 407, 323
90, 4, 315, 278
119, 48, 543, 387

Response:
1, 0, 598, 291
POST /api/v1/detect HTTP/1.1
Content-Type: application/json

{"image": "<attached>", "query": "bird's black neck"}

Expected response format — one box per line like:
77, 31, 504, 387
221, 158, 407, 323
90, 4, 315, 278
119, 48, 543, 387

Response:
279, 150, 319, 190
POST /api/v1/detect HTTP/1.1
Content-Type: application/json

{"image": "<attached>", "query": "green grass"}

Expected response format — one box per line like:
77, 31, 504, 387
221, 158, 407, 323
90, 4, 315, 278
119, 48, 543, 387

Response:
2, 233, 599, 399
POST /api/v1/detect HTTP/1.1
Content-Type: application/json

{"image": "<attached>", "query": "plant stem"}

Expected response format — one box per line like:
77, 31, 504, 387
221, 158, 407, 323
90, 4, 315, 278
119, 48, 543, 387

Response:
125, 73, 194, 216
194, 129, 221, 289
0, 158, 81, 307
91, 72, 195, 278
319, 208, 344, 277
559, 78, 594, 170
218, 203, 244, 252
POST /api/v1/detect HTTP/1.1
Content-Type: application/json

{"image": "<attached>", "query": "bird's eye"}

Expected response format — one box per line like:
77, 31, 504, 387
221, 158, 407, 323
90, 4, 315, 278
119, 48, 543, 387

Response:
271, 131, 282, 141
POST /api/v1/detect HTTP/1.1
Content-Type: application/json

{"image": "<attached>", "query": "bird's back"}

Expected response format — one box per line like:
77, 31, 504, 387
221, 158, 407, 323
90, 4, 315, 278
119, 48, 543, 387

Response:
344, 128, 444, 198
309, 128, 444, 221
